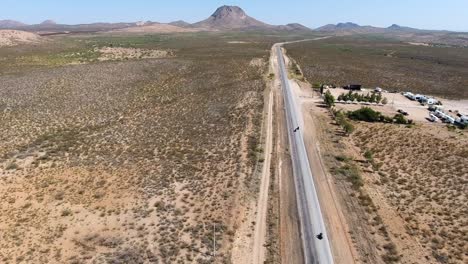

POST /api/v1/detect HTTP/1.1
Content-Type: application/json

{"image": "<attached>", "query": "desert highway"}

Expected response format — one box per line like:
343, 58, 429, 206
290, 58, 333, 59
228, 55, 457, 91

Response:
276, 44, 334, 264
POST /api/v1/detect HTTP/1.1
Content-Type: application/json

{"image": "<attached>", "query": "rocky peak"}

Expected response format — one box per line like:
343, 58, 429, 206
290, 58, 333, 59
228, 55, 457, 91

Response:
211, 6, 247, 20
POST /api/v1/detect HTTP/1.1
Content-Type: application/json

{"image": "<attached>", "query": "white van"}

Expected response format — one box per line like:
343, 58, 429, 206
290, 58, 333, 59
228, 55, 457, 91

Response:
429, 114, 439, 122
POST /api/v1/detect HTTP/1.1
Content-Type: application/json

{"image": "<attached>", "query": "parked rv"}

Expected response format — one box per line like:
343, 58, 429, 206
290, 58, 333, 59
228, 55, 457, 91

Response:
414, 94, 425, 101
404, 92, 415, 100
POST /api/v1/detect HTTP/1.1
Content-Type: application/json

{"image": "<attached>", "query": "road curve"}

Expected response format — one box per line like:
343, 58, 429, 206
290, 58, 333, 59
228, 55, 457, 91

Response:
275, 43, 334, 264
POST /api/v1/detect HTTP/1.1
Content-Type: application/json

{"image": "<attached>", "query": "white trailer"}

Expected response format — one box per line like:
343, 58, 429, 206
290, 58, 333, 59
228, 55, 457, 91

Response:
427, 98, 438, 105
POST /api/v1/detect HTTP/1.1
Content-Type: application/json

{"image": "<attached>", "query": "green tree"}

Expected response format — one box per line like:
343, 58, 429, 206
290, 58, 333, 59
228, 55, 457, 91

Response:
376, 93, 383, 103
381, 97, 388, 105
324, 90, 335, 108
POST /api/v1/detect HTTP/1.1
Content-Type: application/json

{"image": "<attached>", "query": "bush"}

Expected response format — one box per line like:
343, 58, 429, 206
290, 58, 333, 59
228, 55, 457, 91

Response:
335, 111, 354, 135
393, 114, 407, 124
342, 121, 355, 135
364, 150, 374, 161
337, 164, 363, 189
5, 162, 18, 170
335, 155, 350, 162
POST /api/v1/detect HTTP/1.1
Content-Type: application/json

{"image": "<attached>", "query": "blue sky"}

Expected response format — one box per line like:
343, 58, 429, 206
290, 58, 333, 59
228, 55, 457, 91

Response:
1, 0, 467, 31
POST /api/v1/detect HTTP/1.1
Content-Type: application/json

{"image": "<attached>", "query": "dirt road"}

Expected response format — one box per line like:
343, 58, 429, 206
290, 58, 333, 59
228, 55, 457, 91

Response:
251, 84, 274, 264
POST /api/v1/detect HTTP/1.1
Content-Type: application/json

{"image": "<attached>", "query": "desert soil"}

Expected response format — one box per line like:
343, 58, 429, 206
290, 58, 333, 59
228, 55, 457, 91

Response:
111, 24, 199, 33
230, 57, 273, 264
0, 30, 41, 47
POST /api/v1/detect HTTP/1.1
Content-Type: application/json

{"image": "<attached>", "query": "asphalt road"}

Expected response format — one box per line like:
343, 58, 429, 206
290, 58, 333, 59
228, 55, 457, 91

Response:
276, 44, 334, 264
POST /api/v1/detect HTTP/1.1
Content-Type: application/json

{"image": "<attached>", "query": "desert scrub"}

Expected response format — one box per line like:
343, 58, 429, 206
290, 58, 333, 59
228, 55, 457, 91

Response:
336, 163, 363, 189
0, 32, 273, 263
353, 122, 467, 263
285, 36, 468, 98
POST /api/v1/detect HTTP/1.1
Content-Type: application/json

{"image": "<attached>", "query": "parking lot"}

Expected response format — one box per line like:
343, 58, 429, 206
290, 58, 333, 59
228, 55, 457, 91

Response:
327, 88, 468, 124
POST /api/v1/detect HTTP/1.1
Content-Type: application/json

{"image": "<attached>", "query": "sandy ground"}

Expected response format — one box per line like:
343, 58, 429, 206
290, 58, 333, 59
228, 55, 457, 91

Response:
227, 41, 251, 44
407, 42, 431, 46
0, 30, 41, 47
111, 24, 200, 33
328, 88, 468, 123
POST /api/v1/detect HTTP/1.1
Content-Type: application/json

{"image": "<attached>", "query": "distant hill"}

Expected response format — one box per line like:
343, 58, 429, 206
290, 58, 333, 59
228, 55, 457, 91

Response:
278, 23, 312, 31
315, 22, 383, 34
16, 22, 139, 35
314, 22, 468, 46
168, 20, 192, 28
0, 20, 27, 29
40, 20, 57, 25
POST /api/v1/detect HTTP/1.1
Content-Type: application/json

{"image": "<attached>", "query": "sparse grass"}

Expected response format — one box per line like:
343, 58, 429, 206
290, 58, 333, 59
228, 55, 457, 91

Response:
0, 32, 280, 263
286, 36, 468, 98
353, 123, 467, 263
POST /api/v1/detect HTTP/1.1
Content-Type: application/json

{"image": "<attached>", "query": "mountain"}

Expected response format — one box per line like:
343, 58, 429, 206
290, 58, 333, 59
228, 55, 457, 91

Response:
0, 20, 27, 29
192, 5, 273, 30
40, 20, 57, 25
278, 23, 311, 31
315, 22, 381, 33
336, 22, 360, 29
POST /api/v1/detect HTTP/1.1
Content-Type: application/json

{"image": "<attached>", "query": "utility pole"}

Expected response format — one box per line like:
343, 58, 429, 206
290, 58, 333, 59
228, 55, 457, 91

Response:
213, 223, 216, 258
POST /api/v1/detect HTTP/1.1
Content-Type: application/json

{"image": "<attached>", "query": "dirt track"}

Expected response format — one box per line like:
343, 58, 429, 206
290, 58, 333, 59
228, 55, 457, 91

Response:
251, 80, 274, 264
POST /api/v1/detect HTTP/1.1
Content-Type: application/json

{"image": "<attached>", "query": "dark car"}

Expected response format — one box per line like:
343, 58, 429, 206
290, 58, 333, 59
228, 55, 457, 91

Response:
397, 109, 409, 116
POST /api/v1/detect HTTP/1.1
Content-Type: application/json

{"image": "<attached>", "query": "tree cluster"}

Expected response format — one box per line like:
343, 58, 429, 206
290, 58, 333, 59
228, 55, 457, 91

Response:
337, 91, 387, 104
347, 107, 413, 125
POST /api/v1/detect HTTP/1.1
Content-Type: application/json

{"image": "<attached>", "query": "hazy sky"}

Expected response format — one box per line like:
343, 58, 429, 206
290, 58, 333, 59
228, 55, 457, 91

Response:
1, 0, 467, 31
